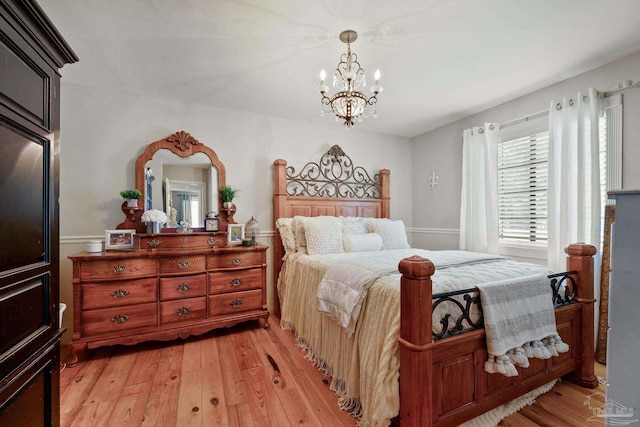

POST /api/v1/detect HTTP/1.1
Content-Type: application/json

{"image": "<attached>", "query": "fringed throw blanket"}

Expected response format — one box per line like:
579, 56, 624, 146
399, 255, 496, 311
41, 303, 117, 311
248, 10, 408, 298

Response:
477, 273, 569, 377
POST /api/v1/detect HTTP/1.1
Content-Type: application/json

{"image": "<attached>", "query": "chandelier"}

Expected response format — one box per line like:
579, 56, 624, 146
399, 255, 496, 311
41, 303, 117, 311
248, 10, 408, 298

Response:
317, 30, 383, 130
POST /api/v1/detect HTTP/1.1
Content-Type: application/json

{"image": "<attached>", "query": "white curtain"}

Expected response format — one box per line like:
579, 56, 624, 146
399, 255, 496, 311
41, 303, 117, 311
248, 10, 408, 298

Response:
547, 87, 601, 272
459, 123, 500, 254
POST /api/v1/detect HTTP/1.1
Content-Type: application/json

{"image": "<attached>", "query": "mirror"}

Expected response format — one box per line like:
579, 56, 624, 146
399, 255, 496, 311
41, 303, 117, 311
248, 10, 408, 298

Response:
135, 131, 226, 230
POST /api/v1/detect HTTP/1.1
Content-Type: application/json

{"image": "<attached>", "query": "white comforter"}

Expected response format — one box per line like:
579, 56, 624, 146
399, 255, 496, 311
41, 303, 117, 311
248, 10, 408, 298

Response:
278, 249, 552, 427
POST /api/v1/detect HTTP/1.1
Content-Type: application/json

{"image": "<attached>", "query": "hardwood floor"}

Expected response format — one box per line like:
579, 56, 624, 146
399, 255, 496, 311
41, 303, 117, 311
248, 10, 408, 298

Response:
60, 320, 606, 426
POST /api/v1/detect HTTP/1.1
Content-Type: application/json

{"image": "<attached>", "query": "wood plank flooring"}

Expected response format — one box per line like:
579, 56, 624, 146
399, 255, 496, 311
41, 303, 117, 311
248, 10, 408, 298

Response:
60, 319, 607, 426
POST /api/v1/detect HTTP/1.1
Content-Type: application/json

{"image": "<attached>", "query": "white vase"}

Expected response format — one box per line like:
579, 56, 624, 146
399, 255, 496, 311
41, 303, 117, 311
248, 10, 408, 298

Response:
223, 201, 234, 209
126, 199, 138, 208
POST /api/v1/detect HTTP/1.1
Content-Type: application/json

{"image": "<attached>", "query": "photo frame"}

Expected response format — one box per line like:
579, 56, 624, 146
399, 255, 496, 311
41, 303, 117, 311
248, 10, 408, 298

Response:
227, 224, 244, 245
105, 229, 136, 250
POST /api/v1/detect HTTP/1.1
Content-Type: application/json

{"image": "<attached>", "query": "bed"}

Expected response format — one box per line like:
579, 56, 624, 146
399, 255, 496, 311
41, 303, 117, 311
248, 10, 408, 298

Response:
272, 145, 597, 427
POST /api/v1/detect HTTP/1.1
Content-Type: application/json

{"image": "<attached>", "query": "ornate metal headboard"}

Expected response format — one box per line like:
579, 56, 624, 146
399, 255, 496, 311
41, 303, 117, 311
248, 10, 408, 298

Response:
284, 145, 382, 199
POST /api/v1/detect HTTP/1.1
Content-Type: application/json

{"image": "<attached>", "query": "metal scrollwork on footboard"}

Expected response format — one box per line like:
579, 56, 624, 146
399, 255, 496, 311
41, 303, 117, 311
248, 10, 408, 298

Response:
549, 270, 578, 307
285, 145, 381, 199
432, 289, 484, 340
432, 270, 579, 341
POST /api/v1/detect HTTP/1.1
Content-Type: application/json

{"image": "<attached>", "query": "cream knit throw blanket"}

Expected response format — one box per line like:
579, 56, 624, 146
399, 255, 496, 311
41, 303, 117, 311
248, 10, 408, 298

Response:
477, 272, 569, 377
317, 255, 399, 336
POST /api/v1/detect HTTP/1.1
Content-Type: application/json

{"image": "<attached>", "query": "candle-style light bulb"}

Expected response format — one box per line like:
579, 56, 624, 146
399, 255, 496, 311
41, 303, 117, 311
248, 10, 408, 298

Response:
374, 69, 381, 85
320, 69, 326, 85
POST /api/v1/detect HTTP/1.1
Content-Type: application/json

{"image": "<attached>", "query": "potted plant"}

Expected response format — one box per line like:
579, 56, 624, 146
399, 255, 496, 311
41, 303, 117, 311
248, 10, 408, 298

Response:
220, 185, 238, 209
120, 189, 142, 208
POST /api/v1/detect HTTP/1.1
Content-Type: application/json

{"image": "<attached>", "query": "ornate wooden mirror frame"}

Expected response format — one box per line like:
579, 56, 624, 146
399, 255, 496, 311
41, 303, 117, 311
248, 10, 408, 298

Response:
118, 130, 228, 233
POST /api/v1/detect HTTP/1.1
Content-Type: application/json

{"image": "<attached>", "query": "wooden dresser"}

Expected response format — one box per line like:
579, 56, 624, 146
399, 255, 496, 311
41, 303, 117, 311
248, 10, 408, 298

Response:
68, 234, 268, 365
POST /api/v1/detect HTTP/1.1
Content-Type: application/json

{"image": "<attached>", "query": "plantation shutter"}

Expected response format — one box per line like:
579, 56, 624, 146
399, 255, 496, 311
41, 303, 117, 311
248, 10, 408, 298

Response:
497, 131, 549, 242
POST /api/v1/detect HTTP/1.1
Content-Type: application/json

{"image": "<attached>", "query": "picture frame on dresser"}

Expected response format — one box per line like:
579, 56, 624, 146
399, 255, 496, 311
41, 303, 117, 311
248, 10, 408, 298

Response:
105, 229, 136, 249
227, 224, 244, 244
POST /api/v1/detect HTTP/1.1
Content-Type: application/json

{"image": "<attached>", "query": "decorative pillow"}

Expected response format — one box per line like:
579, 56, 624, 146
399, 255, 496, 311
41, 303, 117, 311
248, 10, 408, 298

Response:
302, 216, 343, 255
293, 216, 308, 254
369, 219, 410, 250
275, 218, 296, 255
342, 233, 383, 252
340, 216, 370, 235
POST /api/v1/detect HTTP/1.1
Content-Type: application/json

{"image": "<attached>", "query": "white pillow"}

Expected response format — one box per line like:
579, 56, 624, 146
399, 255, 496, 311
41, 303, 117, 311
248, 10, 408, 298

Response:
302, 216, 343, 255
293, 216, 308, 254
340, 216, 370, 235
342, 233, 383, 252
370, 219, 410, 250
275, 218, 296, 255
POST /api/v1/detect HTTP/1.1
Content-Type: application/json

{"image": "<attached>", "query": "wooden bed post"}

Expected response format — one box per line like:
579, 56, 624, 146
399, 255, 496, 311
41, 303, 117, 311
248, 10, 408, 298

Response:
379, 168, 390, 218
398, 256, 436, 427
273, 159, 288, 319
565, 243, 599, 388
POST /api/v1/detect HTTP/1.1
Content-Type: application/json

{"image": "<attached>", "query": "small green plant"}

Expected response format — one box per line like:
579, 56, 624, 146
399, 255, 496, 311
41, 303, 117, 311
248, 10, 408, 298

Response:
120, 189, 142, 199
220, 185, 238, 203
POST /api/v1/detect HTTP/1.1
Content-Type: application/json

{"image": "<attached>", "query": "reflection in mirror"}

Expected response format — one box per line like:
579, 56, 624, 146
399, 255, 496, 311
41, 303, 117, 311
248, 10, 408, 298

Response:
144, 150, 218, 227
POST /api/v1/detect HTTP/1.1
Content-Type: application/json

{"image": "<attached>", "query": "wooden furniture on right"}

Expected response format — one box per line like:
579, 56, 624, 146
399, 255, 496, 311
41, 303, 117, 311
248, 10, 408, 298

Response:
606, 190, 640, 418
273, 146, 597, 427
0, 1, 77, 425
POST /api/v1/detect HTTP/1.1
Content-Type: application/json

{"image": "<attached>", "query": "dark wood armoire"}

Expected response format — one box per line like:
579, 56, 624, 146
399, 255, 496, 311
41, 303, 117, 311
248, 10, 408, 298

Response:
0, 1, 77, 425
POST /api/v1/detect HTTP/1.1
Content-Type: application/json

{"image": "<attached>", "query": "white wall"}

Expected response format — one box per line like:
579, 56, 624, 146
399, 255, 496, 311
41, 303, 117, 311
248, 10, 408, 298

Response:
58, 83, 412, 343
411, 51, 640, 261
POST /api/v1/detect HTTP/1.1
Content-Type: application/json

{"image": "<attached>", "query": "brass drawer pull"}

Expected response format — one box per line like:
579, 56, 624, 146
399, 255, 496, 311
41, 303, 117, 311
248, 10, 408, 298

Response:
231, 258, 242, 265
177, 261, 191, 269
207, 237, 217, 245
180, 237, 188, 243
230, 278, 243, 287
176, 283, 192, 292
230, 299, 243, 308
111, 289, 130, 298
112, 314, 129, 324
112, 265, 127, 273
148, 239, 162, 248
176, 306, 192, 316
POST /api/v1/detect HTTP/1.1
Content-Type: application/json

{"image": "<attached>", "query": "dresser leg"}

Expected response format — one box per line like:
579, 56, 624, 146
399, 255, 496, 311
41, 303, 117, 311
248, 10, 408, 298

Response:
262, 313, 270, 330
67, 342, 86, 367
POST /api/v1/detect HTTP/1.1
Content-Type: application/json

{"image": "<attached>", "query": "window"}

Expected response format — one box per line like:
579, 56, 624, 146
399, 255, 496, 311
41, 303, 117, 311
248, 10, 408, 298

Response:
497, 125, 549, 244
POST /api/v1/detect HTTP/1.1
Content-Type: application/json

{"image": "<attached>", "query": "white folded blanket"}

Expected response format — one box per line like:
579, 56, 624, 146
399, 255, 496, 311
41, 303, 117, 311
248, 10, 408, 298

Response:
316, 255, 398, 336
477, 273, 569, 377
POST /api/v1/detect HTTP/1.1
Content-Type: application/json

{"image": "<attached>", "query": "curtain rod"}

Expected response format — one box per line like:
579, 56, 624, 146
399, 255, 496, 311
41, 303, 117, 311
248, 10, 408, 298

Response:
477, 78, 638, 133
499, 109, 548, 130
601, 79, 639, 97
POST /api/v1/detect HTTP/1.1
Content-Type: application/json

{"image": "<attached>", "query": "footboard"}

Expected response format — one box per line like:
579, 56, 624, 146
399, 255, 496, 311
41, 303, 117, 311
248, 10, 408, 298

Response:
397, 243, 598, 427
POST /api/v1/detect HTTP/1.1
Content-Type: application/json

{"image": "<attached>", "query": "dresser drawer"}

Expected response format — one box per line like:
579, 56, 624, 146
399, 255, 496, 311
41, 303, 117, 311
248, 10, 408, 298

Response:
82, 278, 157, 309
160, 274, 206, 301
207, 252, 262, 269
159, 255, 206, 274
160, 297, 207, 325
139, 234, 219, 250
209, 289, 262, 316
209, 269, 262, 295
82, 303, 157, 336
79, 258, 157, 280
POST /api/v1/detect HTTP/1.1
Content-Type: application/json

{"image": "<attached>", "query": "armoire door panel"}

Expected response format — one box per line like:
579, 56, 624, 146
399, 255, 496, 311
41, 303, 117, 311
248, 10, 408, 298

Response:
0, 122, 48, 272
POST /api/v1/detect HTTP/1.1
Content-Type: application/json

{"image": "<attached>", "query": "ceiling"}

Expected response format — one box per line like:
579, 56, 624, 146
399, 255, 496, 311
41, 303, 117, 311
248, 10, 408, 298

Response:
39, 0, 640, 138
